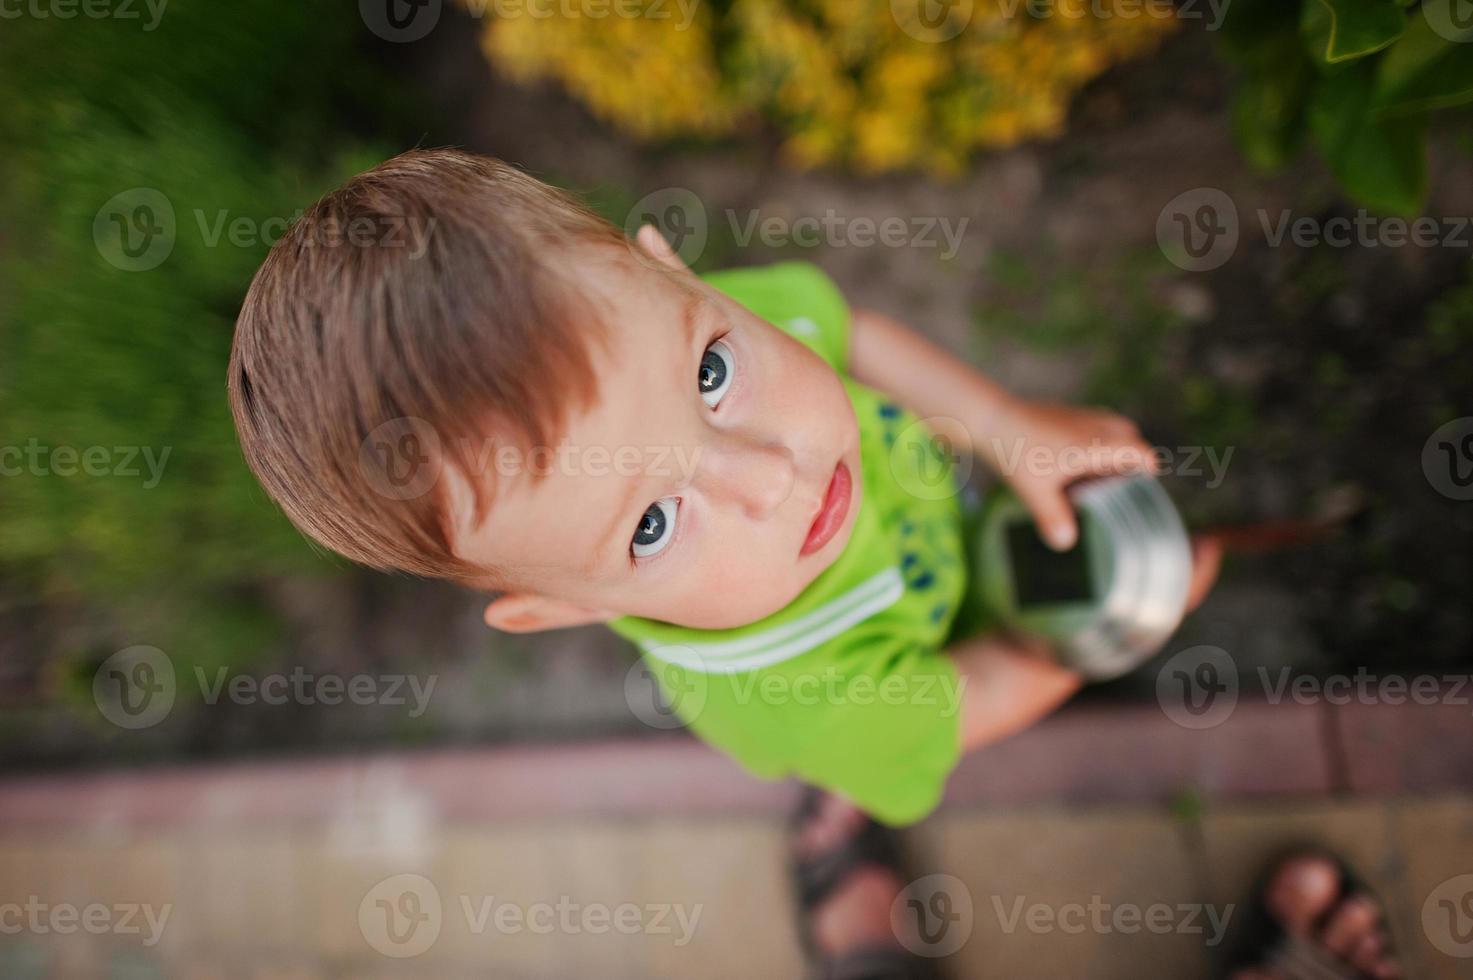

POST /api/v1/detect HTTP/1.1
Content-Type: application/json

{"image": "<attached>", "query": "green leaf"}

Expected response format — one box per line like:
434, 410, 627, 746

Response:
1231, 32, 1314, 170
1301, 0, 1407, 64
1218, 5, 1315, 172
1309, 61, 1428, 214
1374, 0, 1473, 115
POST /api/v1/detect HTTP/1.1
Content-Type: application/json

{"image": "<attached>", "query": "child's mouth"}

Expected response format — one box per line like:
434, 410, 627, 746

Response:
800, 461, 852, 557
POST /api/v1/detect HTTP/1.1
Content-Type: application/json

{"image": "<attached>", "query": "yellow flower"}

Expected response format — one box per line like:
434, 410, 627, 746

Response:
472, 0, 1177, 173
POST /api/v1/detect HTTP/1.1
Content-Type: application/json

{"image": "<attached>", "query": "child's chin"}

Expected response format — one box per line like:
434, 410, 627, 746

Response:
678, 588, 805, 631
683, 559, 844, 630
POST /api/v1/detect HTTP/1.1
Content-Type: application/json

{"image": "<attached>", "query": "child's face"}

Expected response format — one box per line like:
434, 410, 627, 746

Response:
453, 236, 862, 631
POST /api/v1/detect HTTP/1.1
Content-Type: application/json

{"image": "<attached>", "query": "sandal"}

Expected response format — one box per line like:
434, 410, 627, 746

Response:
1217, 845, 1402, 980
789, 786, 944, 980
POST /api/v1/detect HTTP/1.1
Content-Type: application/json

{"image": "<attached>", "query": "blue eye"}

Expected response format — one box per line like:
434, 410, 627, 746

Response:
631, 497, 678, 558
699, 340, 734, 408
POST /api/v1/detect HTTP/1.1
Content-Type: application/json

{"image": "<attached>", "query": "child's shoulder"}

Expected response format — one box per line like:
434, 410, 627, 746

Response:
702, 261, 849, 372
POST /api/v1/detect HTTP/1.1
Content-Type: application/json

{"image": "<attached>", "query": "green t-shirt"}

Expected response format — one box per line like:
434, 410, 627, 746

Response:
609, 262, 968, 825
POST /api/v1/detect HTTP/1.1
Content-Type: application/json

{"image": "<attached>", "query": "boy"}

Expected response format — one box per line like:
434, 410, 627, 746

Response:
229, 149, 1217, 827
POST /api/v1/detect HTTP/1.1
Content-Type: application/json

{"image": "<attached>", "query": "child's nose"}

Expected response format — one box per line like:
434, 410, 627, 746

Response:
695, 434, 796, 520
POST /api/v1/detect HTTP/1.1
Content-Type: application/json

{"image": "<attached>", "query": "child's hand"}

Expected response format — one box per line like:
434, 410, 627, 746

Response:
986, 398, 1158, 551
846, 307, 1158, 551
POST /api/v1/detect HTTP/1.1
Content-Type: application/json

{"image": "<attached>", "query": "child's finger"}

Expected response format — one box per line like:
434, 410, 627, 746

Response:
1095, 416, 1158, 474
1123, 438, 1159, 474
1096, 438, 1156, 476
1185, 535, 1223, 612
1022, 486, 1078, 551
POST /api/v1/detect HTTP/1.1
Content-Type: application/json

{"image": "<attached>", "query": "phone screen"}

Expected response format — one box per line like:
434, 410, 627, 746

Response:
1007, 516, 1095, 606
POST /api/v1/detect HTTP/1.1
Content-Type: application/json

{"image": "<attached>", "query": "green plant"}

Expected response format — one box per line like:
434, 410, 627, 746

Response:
482, 0, 1177, 175
1219, 0, 1473, 214
0, 4, 419, 683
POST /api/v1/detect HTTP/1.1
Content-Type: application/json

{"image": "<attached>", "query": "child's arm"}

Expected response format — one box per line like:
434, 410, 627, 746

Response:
849, 306, 1157, 551
848, 307, 1156, 751
950, 631, 1082, 751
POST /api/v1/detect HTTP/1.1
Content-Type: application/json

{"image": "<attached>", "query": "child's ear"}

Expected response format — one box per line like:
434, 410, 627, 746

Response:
482, 593, 615, 633
635, 224, 690, 274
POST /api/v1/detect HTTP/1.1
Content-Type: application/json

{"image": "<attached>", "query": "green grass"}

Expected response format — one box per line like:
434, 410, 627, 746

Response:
0, 2, 424, 693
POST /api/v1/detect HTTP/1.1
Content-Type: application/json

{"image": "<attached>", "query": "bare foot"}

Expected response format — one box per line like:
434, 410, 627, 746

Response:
1230, 852, 1402, 980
